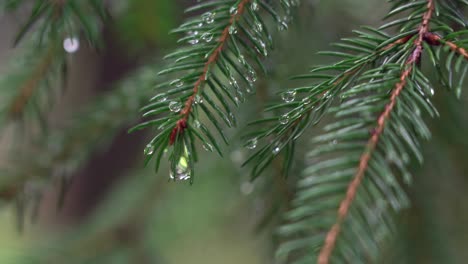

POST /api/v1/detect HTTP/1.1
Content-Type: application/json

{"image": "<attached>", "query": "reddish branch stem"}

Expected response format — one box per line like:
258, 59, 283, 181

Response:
317, 1, 435, 263
169, 0, 252, 145
424, 32, 468, 60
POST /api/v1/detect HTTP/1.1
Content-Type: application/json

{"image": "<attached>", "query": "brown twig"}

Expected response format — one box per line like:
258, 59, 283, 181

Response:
424, 32, 468, 60
169, 0, 252, 145
317, 1, 435, 263
8, 45, 57, 118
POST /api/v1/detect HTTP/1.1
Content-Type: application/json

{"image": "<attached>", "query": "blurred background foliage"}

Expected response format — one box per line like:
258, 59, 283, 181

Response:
0, 0, 466, 263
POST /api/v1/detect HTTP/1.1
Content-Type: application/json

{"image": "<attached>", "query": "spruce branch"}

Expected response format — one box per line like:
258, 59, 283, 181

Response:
318, 1, 435, 262
136, 0, 296, 182
274, 0, 468, 263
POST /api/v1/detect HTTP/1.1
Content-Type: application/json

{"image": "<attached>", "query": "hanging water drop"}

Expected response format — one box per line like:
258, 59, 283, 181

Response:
429, 87, 435, 96
281, 90, 296, 103
170, 148, 191, 181
144, 144, 154, 156
188, 38, 199, 45
279, 114, 290, 125
202, 12, 215, 24
169, 101, 182, 112
246, 138, 258, 149
201, 32, 213, 43
229, 24, 238, 35
63, 37, 80, 53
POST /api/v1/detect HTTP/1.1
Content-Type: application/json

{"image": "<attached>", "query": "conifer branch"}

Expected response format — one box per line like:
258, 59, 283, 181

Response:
318, 1, 435, 262
169, 0, 252, 145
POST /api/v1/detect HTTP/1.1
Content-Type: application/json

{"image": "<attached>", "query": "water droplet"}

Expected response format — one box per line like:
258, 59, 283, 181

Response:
302, 97, 311, 105
246, 68, 257, 85
169, 101, 182, 112
229, 6, 238, 15
194, 94, 204, 104
229, 24, 238, 35
238, 55, 247, 65
144, 144, 154, 156
272, 146, 281, 155
230, 77, 240, 90
202, 143, 214, 152
278, 20, 288, 31
259, 40, 267, 56
281, 90, 296, 103
170, 148, 191, 181
240, 181, 254, 195
251, 1, 259, 11
332, 139, 338, 145
152, 93, 167, 102
193, 120, 201, 128
201, 32, 213, 42
187, 31, 199, 45
188, 38, 199, 45
171, 79, 184, 87
254, 22, 263, 32
63, 37, 80, 53
202, 12, 215, 24
279, 114, 290, 125
246, 138, 258, 149
429, 88, 434, 96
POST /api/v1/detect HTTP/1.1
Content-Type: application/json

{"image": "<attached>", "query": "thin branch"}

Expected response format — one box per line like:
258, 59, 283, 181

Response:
317, 1, 435, 263
7, 44, 57, 118
169, 0, 252, 145
424, 32, 468, 61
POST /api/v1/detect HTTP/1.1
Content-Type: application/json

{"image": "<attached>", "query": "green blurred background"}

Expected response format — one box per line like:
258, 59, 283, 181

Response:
0, 1, 467, 263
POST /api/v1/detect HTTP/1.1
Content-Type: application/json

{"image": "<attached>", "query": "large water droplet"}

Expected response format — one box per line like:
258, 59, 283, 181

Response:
144, 144, 154, 156
202, 12, 215, 24
170, 149, 191, 181
281, 90, 296, 103
229, 24, 238, 35
279, 114, 290, 125
63, 37, 80, 53
201, 32, 213, 42
169, 101, 182, 112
